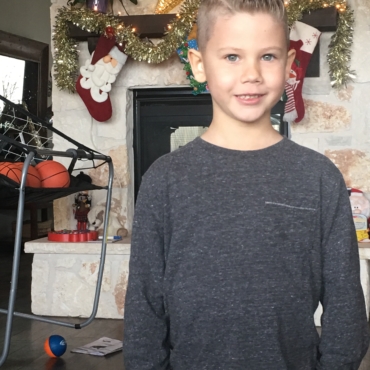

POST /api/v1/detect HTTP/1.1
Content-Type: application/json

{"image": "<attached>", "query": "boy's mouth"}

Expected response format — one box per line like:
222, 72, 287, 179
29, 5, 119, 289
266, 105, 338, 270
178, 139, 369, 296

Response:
235, 94, 265, 105
236, 94, 263, 99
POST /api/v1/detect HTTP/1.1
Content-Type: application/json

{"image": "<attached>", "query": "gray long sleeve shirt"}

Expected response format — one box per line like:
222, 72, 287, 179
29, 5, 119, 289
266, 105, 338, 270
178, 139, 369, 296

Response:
123, 137, 369, 370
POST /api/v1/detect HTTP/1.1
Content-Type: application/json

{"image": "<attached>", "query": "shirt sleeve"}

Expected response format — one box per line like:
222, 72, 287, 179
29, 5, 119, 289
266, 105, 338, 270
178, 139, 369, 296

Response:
317, 169, 370, 369
123, 160, 170, 370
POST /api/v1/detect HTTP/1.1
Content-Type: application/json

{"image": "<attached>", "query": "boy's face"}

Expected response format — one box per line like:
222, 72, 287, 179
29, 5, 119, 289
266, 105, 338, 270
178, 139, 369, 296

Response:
189, 12, 295, 128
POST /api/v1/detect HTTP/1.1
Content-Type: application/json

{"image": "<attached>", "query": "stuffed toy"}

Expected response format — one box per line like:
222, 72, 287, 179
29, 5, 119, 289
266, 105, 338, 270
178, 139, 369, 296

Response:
87, 205, 128, 237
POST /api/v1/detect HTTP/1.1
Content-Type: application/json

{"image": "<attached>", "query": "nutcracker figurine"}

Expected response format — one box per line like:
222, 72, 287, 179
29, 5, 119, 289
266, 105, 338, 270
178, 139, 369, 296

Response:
73, 190, 92, 230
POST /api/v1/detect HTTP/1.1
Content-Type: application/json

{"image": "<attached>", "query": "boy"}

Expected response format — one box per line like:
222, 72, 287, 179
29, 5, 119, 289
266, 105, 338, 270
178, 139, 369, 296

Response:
123, 0, 370, 368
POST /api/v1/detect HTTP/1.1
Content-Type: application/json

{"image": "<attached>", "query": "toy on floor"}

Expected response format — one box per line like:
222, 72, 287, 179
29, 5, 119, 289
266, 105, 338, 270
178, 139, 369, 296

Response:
35, 160, 71, 188
44, 335, 67, 357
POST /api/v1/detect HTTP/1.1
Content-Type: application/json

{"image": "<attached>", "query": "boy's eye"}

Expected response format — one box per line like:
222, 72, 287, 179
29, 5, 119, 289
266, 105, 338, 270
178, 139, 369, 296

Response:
262, 54, 275, 61
226, 54, 239, 62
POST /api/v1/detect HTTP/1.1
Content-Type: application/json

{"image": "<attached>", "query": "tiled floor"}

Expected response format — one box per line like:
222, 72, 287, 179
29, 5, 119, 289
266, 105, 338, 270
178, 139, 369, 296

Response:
0, 243, 369, 369
0, 245, 124, 370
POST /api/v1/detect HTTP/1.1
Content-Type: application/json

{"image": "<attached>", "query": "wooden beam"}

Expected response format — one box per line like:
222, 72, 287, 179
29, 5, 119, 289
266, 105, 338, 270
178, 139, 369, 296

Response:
68, 6, 338, 40
301, 6, 338, 32
0, 30, 49, 64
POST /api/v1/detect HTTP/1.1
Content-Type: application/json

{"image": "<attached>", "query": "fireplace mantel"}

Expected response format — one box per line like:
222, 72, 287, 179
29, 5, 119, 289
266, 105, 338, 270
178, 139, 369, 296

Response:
68, 7, 338, 41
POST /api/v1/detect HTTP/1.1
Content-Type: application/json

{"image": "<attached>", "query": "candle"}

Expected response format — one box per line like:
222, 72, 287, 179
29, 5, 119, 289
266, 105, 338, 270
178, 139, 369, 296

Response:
86, 0, 108, 13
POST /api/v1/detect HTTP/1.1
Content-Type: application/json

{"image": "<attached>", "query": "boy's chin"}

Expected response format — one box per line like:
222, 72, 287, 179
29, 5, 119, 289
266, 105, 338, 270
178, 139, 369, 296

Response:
230, 113, 273, 126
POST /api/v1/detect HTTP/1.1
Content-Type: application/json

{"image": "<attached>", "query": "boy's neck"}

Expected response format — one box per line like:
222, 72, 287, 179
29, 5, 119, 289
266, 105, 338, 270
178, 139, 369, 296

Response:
201, 116, 283, 151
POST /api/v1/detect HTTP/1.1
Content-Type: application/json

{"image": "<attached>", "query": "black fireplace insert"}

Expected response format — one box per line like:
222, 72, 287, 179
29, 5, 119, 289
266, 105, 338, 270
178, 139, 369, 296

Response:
133, 87, 287, 200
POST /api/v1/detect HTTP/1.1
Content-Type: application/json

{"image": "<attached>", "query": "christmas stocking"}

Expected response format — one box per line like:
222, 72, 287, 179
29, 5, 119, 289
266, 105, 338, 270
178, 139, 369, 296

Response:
284, 21, 321, 123
76, 30, 127, 122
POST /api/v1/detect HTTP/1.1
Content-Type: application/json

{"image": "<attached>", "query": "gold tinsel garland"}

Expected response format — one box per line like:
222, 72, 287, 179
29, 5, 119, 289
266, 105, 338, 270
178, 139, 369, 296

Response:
155, 0, 184, 14
53, 0, 354, 92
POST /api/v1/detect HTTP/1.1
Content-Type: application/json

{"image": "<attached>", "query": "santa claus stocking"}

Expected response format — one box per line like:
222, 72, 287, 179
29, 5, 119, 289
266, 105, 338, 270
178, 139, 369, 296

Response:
284, 21, 321, 123
76, 31, 127, 122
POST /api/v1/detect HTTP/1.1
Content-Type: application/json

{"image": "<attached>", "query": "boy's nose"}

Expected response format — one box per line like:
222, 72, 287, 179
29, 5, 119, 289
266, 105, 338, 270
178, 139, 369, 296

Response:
240, 60, 262, 83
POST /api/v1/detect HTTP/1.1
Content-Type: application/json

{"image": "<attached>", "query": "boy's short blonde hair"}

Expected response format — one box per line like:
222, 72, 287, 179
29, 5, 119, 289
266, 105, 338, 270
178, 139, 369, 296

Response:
197, 0, 289, 51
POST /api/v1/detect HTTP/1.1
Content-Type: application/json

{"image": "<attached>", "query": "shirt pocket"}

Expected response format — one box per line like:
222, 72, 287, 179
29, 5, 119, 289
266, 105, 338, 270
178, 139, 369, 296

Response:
264, 199, 318, 253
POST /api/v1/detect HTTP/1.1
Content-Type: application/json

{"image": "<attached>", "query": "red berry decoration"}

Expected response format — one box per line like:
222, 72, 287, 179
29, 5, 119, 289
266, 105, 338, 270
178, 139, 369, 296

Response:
106, 26, 115, 38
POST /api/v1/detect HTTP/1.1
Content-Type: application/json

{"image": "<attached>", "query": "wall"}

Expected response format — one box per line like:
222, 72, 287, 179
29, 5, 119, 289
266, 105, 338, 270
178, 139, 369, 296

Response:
50, 0, 370, 232
0, 0, 51, 44
291, 0, 370, 192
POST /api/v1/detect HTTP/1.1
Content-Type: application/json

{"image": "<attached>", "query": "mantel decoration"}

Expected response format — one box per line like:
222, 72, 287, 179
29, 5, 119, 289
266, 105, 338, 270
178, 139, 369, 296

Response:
155, 0, 183, 14
53, 0, 200, 92
53, 0, 354, 93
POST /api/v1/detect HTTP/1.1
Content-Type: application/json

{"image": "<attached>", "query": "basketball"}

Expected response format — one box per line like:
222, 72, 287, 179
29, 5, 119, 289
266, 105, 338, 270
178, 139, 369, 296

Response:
14, 162, 41, 187
0, 163, 22, 184
44, 335, 67, 357
0, 162, 12, 171
35, 160, 70, 188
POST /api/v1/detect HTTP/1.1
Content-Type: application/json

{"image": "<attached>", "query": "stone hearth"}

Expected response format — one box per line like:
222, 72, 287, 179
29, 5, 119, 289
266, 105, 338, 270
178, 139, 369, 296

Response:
25, 237, 130, 318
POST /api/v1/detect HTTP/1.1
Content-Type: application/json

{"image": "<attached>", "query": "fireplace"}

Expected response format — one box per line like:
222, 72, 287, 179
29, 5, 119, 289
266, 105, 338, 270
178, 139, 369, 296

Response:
132, 87, 288, 200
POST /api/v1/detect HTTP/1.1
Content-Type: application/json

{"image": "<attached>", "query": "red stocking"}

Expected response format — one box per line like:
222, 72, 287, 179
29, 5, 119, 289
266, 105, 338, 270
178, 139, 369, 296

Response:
76, 33, 127, 122
284, 21, 321, 123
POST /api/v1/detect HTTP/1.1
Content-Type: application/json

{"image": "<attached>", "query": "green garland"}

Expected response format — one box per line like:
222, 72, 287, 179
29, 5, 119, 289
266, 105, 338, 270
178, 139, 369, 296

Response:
177, 40, 208, 94
53, 0, 354, 92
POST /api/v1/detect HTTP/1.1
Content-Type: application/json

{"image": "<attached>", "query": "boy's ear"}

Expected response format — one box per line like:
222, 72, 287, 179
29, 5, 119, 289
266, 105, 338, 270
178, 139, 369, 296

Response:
285, 48, 296, 80
188, 48, 207, 83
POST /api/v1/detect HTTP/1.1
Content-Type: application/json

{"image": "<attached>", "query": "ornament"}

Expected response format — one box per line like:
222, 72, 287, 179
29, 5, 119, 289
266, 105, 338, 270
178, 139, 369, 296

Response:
105, 26, 115, 37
